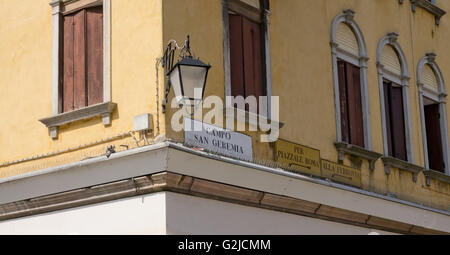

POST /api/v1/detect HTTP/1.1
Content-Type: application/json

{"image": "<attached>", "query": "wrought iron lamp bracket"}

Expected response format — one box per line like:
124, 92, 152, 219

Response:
160, 35, 194, 113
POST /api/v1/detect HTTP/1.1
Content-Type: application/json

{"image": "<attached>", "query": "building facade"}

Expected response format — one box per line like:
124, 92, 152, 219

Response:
0, 0, 449, 234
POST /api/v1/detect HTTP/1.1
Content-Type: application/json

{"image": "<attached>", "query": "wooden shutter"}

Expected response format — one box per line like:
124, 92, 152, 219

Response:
229, 13, 265, 113
390, 85, 407, 161
86, 7, 103, 106
425, 104, 445, 172
62, 6, 103, 113
383, 81, 393, 156
338, 61, 349, 143
242, 16, 264, 100
346, 63, 364, 147
384, 82, 407, 161
73, 9, 87, 110
337, 61, 364, 147
63, 14, 75, 112
229, 14, 245, 98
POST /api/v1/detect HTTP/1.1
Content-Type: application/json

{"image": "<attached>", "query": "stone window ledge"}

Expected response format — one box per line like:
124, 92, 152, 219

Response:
402, 0, 447, 25
423, 170, 450, 186
334, 142, 383, 170
39, 102, 117, 139
382, 156, 424, 182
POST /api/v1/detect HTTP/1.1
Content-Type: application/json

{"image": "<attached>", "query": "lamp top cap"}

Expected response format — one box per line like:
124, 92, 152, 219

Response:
175, 56, 211, 69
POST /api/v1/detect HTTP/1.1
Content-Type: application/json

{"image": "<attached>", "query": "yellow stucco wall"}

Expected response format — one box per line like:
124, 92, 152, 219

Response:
0, 0, 449, 211
0, 0, 163, 176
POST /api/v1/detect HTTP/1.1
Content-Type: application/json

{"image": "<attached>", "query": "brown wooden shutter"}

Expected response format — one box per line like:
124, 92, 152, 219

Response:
384, 82, 407, 161
338, 61, 349, 143
62, 7, 103, 113
73, 9, 87, 110
390, 85, 407, 161
86, 7, 103, 106
229, 14, 245, 98
346, 63, 364, 147
63, 14, 75, 112
425, 104, 445, 172
242, 16, 264, 100
383, 81, 393, 156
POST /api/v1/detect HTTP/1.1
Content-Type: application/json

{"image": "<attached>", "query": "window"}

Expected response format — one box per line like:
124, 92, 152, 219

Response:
331, 10, 383, 170
40, 0, 114, 139
223, 0, 271, 115
376, 34, 414, 165
331, 10, 371, 149
63, 6, 103, 113
417, 54, 450, 175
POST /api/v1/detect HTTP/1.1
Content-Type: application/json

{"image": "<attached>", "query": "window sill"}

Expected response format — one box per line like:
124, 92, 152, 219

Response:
334, 142, 382, 170
381, 156, 424, 182
223, 107, 285, 130
39, 102, 117, 139
407, 0, 446, 25
423, 170, 450, 186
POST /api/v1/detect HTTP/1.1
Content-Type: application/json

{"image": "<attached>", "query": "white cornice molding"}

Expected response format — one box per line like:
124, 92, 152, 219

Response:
1, 142, 449, 232
0, 171, 447, 234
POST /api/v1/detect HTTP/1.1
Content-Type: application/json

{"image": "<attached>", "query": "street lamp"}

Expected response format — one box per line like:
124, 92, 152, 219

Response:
162, 36, 211, 111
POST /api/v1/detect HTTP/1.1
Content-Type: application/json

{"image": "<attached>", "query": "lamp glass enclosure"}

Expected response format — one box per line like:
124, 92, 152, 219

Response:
168, 57, 210, 105
169, 67, 183, 103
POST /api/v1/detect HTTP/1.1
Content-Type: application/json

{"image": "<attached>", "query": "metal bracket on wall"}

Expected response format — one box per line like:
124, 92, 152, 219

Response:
160, 36, 192, 113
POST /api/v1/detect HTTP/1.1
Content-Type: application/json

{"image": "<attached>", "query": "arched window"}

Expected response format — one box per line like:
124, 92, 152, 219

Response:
417, 53, 450, 175
331, 10, 377, 169
377, 33, 414, 164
